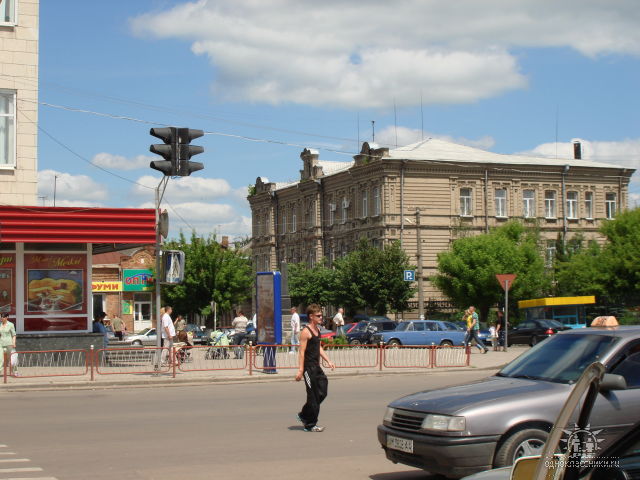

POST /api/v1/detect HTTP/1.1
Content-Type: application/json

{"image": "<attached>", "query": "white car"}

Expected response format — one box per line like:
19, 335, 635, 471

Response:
125, 328, 158, 346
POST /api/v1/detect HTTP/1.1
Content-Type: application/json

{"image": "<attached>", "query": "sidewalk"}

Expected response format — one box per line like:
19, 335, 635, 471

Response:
0, 346, 529, 392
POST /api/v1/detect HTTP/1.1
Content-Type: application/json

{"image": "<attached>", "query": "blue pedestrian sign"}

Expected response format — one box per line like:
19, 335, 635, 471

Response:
404, 270, 415, 282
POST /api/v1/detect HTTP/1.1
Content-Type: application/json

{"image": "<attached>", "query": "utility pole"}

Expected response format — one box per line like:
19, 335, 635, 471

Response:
416, 208, 424, 319
53, 175, 58, 207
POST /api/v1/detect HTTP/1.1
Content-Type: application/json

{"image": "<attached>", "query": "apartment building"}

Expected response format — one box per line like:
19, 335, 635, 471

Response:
0, 0, 38, 206
248, 138, 634, 311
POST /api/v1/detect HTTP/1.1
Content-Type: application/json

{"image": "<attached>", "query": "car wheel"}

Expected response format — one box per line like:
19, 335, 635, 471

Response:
530, 336, 538, 346
439, 340, 453, 347
387, 339, 401, 347
494, 428, 549, 467
349, 339, 362, 346
132, 340, 142, 346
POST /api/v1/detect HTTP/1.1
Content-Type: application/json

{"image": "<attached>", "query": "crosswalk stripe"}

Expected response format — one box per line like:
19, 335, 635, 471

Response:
0, 460, 28, 464
0, 467, 43, 473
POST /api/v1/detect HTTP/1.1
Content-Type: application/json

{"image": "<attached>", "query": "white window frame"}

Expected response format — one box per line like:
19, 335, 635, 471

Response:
495, 188, 507, 218
585, 191, 594, 219
0, 89, 16, 168
291, 211, 297, 232
0, 0, 17, 26
361, 190, 368, 218
460, 188, 472, 217
341, 197, 349, 223
545, 240, 556, 267
523, 189, 536, 218
545, 191, 557, 219
329, 203, 336, 225
373, 186, 381, 216
566, 191, 578, 219
606, 192, 617, 219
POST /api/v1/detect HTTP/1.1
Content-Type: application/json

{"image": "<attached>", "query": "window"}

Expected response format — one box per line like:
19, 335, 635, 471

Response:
362, 190, 368, 218
545, 191, 557, 218
329, 203, 336, 225
545, 240, 556, 267
523, 190, 536, 218
606, 192, 617, 219
566, 191, 578, 219
373, 186, 381, 216
460, 188, 472, 216
495, 189, 507, 217
341, 197, 349, 223
0, 0, 16, 25
585, 191, 594, 219
291, 211, 297, 232
282, 211, 287, 234
0, 90, 16, 167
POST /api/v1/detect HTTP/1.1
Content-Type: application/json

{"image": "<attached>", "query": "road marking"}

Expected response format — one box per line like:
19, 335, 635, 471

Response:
0, 460, 29, 464
0, 477, 57, 480
0, 453, 16, 456
0, 467, 43, 473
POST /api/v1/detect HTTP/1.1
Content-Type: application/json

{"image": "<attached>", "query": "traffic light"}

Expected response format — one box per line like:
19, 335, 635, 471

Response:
149, 127, 205, 177
175, 128, 204, 176
149, 127, 177, 176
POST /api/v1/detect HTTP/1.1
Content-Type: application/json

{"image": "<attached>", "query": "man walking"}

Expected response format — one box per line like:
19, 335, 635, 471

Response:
332, 307, 345, 336
290, 306, 300, 353
464, 306, 488, 354
295, 304, 335, 432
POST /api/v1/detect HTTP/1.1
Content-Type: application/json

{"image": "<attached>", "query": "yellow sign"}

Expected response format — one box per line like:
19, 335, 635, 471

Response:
518, 295, 596, 309
91, 281, 123, 292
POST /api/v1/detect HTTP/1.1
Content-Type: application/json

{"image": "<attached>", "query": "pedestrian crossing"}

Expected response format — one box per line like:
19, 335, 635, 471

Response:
0, 444, 57, 480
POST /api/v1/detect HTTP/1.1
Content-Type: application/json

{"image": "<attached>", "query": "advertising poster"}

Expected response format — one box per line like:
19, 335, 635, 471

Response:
123, 269, 154, 292
0, 253, 15, 314
256, 272, 282, 344
24, 253, 87, 331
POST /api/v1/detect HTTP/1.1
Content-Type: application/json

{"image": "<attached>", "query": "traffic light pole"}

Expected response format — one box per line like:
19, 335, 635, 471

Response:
155, 176, 169, 358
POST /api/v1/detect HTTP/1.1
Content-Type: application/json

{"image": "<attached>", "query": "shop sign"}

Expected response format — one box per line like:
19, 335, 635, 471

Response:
123, 269, 154, 291
92, 281, 123, 292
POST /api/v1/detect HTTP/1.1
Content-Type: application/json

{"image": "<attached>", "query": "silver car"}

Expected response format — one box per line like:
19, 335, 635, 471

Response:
377, 326, 640, 479
125, 327, 158, 346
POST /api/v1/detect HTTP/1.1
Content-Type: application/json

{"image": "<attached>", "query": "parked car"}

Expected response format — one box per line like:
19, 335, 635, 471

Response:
506, 318, 571, 346
299, 314, 335, 339
352, 314, 393, 323
372, 320, 466, 346
377, 326, 640, 478
346, 319, 397, 345
185, 323, 207, 344
125, 327, 158, 346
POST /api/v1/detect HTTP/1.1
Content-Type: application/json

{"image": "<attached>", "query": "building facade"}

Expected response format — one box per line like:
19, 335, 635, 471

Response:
248, 139, 635, 314
0, 0, 39, 206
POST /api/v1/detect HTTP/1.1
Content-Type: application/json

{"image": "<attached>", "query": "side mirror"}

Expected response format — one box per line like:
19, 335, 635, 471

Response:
510, 455, 562, 480
600, 373, 627, 391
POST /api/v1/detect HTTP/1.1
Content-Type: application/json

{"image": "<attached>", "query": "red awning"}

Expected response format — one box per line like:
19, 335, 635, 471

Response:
0, 206, 156, 244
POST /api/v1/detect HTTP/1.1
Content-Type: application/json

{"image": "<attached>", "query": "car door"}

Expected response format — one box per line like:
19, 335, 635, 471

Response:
510, 321, 535, 344
423, 321, 444, 345
144, 328, 157, 345
590, 340, 640, 447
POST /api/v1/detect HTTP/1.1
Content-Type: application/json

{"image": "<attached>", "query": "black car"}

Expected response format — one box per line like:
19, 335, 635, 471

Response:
185, 323, 207, 344
506, 318, 571, 346
346, 319, 397, 345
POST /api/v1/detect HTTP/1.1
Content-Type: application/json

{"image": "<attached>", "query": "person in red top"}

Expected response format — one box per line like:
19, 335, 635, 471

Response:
295, 304, 335, 432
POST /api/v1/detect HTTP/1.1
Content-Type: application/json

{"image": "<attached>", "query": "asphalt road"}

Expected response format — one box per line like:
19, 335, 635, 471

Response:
2, 369, 493, 480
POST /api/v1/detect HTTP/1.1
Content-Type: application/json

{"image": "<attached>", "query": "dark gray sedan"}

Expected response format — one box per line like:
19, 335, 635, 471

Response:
377, 326, 640, 479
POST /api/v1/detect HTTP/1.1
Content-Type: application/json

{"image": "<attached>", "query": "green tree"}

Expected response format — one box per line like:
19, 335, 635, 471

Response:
162, 232, 253, 319
432, 221, 550, 321
333, 240, 417, 315
288, 260, 337, 307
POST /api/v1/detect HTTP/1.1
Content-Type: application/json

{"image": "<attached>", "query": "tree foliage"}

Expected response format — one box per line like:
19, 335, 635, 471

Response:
556, 208, 640, 304
161, 232, 253, 319
432, 221, 550, 321
287, 240, 416, 315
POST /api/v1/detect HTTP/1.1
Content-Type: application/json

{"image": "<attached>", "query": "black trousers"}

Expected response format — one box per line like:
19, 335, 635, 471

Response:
299, 364, 328, 429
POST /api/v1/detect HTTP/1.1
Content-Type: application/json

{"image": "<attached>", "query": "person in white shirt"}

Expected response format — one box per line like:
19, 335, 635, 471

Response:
290, 306, 300, 353
231, 310, 249, 359
161, 306, 176, 364
332, 307, 345, 336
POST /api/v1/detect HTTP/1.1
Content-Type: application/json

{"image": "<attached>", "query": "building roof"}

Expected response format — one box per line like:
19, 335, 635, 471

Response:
389, 138, 627, 170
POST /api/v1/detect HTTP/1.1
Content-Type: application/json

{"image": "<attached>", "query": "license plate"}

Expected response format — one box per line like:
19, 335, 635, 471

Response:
387, 434, 413, 453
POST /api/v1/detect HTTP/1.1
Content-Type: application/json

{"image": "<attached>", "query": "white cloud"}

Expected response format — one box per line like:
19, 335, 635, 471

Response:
130, 0, 640, 109
132, 174, 232, 201
376, 126, 495, 150
37, 170, 108, 205
92, 152, 151, 171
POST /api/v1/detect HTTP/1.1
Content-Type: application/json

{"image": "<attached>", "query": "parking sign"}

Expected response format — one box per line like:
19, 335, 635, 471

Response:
404, 270, 415, 282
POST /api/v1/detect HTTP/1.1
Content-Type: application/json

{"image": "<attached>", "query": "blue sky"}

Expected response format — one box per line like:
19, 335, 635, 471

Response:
37, 1, 640, 240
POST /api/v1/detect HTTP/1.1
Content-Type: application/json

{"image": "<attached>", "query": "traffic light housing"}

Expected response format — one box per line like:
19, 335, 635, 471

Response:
149, 127, 204, 176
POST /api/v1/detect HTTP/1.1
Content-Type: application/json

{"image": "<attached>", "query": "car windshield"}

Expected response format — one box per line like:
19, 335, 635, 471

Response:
498, 333, 620, 384
538, 319, 564, 329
